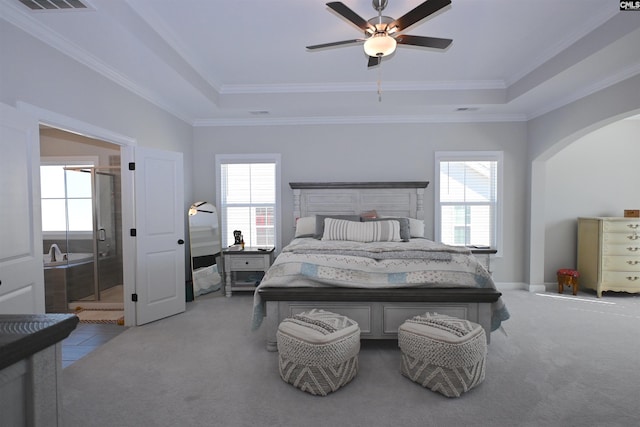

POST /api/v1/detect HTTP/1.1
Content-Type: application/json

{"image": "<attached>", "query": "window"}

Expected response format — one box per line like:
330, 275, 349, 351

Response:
40, 159, 96, 233
435, 151, 502, 251
216, 154, 281, 249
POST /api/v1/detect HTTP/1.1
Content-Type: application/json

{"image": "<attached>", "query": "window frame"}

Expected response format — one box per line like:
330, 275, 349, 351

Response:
215, 154, 281, 251
40, 156, 98, 241
434, 151, 503, 255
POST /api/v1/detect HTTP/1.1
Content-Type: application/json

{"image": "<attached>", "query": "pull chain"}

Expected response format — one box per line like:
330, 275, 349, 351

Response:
377, 58, 383, 102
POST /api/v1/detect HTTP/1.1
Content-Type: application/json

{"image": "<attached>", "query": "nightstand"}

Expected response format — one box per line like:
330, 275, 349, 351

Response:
469, 247, 498, 275
222, 247, 275, 297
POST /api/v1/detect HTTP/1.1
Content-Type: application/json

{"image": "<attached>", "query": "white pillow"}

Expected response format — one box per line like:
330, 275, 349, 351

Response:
407, 217, 425, 238
294, 216, 316, 238
322, 218, 401, 242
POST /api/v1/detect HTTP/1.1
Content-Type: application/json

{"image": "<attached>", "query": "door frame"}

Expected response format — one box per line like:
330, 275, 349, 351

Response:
17, 102, 138, 326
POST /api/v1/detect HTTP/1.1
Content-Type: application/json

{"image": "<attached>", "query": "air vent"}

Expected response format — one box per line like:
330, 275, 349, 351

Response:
18, 0, 88, 11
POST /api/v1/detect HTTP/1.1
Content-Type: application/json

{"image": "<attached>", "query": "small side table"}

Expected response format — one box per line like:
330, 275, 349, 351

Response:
222, 247, 275, 297
469, 247, 498, 275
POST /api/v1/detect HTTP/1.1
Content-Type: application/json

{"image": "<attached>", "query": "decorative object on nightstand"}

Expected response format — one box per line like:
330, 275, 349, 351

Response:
624, 210, 639, 218
577, 217, 640, 297
222, 247, 274, 297
557, 269, 579, 295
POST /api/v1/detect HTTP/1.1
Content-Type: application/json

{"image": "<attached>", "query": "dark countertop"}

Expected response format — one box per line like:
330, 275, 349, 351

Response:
0, 314, 79, 370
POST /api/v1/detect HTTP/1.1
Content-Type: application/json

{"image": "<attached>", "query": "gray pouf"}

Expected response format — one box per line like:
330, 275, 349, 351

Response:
277, 309, 360, 396
398, 313, 487, 398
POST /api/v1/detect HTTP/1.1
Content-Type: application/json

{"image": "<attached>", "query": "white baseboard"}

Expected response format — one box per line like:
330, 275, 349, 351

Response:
495, 282, 528, 291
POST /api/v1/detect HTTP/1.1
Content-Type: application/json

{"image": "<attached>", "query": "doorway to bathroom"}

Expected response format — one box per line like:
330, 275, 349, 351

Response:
40, 127, 124, 323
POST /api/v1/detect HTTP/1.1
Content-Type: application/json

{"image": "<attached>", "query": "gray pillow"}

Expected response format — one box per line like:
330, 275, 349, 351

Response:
314, 214, 360, 238
364, 217, 411, 242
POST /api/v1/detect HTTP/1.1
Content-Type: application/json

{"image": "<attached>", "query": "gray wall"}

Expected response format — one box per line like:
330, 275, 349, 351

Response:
193, 121, 528, 284
544, 119, 640, 282
525, 74, 640, 287
0, 19, 195, 205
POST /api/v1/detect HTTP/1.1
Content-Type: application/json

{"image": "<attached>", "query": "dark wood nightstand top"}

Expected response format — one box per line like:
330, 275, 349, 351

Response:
223, 247, 275, 255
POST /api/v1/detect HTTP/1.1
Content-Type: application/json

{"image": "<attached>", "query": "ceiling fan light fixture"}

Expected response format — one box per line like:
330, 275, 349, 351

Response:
363, 33, 396, 57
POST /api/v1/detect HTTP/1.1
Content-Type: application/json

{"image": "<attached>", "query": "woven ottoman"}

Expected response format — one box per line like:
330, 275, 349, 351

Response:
398, 313, 487, 398
277, 309, 360, 396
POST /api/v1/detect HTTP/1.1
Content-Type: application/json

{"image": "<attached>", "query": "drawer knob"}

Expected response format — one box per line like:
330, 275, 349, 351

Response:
628, 224, 639, 229
626, 276, 639, 281
628, 247, 639, 252
628, 260, 640, 265
628, 235, 639, 240
245, 261, 249, 265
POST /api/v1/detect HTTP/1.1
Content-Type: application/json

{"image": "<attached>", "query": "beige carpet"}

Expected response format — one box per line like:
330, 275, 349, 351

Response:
75, 309, 124, 325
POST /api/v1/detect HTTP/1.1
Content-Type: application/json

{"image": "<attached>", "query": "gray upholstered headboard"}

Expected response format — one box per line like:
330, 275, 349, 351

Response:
289, 181, 429, 222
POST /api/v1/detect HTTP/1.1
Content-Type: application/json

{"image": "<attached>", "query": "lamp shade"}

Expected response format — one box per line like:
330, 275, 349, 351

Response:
363, 33, 397, 57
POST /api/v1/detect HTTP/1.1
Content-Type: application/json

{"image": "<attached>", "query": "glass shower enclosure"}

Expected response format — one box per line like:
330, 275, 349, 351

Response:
42, 164, 123, 312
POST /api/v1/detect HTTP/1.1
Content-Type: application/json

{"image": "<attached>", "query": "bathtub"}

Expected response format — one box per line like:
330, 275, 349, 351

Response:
44, 252, 95, 313
43, 253, 93, 268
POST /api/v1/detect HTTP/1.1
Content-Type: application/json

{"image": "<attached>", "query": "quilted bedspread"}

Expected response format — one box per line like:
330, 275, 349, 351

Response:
252, 238, 510, 331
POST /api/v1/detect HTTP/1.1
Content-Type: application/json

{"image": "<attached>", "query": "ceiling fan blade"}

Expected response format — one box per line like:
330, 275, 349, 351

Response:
395, 34, 452, 49
367, 55, 381, 67
390, 0, 451, 32
327, 2, 374, 32
307, 39, 364, 50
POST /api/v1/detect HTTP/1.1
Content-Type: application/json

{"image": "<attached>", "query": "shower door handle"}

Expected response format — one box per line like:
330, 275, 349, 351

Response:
178, 239, 185, 245
98, 228, 107, 241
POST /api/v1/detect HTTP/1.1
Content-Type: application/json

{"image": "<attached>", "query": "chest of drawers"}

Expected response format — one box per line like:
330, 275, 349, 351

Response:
577, 217, 640, 297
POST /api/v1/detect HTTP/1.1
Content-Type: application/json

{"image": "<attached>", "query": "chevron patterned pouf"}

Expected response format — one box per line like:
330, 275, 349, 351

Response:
398, 313, 487, 398
277, 309, 360, 396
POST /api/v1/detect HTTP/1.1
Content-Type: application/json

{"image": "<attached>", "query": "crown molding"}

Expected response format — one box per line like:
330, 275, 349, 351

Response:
1, 1, 192, 124
505, 8, 617, 87
193, 112, 527, 127
528, 62, 640, 120
219, 79, 506, 95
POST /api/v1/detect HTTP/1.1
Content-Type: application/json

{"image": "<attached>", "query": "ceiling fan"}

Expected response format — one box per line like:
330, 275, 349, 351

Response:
307, 0, 452, 67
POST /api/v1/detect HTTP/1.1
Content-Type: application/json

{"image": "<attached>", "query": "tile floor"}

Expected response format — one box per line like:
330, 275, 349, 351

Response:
62, 323, 127, 368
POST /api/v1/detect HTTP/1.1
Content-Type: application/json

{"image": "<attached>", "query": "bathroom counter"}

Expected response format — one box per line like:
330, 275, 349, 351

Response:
0, 313, 79, 426
0, 313, 79, 370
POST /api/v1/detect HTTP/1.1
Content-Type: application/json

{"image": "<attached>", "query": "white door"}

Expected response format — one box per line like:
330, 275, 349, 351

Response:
131, 147, 185, 325
0, 103, 45, 313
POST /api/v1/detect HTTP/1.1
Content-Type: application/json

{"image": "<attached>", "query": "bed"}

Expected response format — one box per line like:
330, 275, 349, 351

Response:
252, 182, 509, 351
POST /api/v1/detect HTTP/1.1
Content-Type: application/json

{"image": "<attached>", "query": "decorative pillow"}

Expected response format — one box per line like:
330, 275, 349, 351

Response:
322, 218, 401, 243
360, 210, 378, 219
407, 217, 425, 238
294, 216, 316, 238
364, 217, 410, 242
379, 215, 425, 238
314, 214, 361, 238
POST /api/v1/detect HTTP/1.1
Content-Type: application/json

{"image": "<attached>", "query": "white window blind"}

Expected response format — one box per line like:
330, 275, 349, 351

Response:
218, 159, 277, 248
435, 152, 502, 249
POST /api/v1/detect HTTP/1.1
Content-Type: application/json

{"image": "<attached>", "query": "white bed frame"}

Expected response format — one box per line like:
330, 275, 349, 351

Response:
259, 182, 501, 351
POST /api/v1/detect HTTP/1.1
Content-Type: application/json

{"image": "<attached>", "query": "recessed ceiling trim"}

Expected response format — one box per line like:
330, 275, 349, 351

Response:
528, 61, 640, 120
220, 80, 506, 95
193, 113, 527, 128
506, 8, 617, 86
2, 0, 191, 124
